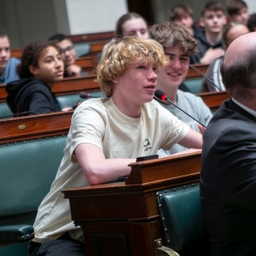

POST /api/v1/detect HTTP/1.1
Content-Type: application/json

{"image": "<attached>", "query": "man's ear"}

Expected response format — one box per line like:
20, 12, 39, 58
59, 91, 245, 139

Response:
199, 18, 205, 28
29, 65, 39, 76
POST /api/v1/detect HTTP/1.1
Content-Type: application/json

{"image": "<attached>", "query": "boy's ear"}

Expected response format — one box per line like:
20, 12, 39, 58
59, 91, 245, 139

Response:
112, 76, 120, 84
199, 17, 205, 28
29, 65, 39, 76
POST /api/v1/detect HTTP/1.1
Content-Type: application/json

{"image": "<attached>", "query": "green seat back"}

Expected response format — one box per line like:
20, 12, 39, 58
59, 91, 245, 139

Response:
0, 102, 13, 119
183, 78, 203, 94
156, 183, 210, 255
56, 91, 105, 110
0, 135, 67, 218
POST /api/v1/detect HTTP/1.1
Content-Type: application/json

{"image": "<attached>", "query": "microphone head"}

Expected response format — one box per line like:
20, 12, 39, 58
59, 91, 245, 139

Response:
79, 92, 91, 99
154, 89, 167, 101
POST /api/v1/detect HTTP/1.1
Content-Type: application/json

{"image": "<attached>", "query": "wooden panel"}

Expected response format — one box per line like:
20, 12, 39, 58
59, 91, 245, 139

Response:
68, 31, 114, 43
0, 111, 72, 144
187, 64, 209, 78
10, 48, 23, 58
52, 76, 99, 95
75, 56, 94, 73
0, 76, 100, 102
198, 91, 229, 111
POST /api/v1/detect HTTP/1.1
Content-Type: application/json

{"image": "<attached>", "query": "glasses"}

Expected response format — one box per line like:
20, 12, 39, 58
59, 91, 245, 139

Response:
60, 46, 74, 55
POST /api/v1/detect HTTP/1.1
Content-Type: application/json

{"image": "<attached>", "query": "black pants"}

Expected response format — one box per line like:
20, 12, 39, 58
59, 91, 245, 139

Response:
28, 233, 85, 256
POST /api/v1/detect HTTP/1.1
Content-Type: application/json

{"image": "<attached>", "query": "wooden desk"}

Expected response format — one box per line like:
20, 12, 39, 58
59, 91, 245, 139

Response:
0, 111, 72, 144
75, 56, 94, 75
63, 151, 201, 256
11, 48, 23, 58
198, 91, 229, 112
0, 76, 99, 102
187, 64, 209, 78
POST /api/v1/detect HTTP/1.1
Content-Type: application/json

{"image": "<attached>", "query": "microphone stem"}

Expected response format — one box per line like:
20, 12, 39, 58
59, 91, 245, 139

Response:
165, 97, 207, 128
189, 64, 221, 91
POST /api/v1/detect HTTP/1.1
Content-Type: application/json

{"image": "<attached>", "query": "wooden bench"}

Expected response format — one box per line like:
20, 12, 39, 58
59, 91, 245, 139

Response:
0, 75, 99, 102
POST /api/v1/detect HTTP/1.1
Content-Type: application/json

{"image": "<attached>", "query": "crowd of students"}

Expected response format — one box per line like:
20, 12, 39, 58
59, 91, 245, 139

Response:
1, 0, 256, 255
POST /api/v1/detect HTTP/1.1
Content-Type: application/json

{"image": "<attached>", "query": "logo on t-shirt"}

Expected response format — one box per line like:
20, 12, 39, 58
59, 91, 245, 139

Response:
144, 138, 152, 152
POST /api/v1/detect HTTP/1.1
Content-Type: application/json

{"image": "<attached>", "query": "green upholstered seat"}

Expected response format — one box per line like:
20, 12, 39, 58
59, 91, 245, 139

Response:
183, 79, 203, 94
0, 135, 67, 255
0, 102, 13, 119
56, 91, 106, 110
156, 183, 210, 256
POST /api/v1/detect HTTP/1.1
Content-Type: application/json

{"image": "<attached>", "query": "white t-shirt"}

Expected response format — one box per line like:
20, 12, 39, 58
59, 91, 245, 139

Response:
33, 97, 189, 243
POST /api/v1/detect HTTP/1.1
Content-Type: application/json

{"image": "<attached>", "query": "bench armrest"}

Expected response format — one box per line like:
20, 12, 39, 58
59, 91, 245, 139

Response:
0, 225, 34, 246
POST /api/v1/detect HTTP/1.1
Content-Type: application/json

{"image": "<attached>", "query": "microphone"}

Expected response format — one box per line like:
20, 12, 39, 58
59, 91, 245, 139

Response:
79, 92, 91, 99
189, 64, 221, 91
154, 89, 207, 128
80, 91, 101, 99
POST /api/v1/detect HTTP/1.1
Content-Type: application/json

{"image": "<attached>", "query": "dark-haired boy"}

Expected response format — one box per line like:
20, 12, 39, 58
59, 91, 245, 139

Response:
190, 1, 226, 65
48, 34, 86, 78
226, 0, 249, 25
169, 4, 202, 38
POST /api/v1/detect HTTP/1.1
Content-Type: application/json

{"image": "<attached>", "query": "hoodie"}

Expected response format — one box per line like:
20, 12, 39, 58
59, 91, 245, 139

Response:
6, 78, 60, 116
190, 29, 223, 64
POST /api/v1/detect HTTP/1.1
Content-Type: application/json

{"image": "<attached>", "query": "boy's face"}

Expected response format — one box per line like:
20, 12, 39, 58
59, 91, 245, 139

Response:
230, 7, 249, 25
114, 59, 157, 105
157, 45, 190, 90
0, 36, 10, 74
122, 18, 149, 39
174, 13, 194, 29
201, 10, 226, 34
58, 39, 76, 66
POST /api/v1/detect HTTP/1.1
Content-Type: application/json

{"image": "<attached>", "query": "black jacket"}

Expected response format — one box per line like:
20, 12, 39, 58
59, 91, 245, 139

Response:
200, 99, 256, 255
6, 78, 60, 116
190, 30, 223, 64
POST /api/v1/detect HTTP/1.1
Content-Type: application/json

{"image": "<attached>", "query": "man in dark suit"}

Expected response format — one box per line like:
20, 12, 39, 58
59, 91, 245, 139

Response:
200, 32, 256, 256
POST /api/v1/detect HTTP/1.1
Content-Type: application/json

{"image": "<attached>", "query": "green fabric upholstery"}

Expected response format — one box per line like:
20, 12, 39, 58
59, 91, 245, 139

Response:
156, 183, 210, 255
183, 79, 203, 94
0, 102, 13, 119
0, 135, 67, 254
56, 91, 105, 110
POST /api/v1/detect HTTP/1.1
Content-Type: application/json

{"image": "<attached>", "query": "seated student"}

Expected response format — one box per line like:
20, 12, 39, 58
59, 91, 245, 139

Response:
6, 41, 63, 116
28, 37, 203, 256
169, 4, 202, 38
226, 0, 249, 25
201, 21, 249, 92
247, 13, 256, 32
0, 30, 20, 84
102, 12, 149, 55
48, 34, 87, 78
190, 1, 226, 65
150, 21, 212, 155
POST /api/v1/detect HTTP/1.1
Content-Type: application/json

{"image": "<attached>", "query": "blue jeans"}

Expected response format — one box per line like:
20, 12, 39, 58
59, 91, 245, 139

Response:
28, 233, 85, 256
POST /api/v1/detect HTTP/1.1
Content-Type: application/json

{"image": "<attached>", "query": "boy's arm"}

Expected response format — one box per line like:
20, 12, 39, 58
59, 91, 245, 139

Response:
178, 128, 203, 149
75, 143, 135, 185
